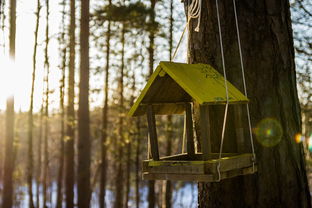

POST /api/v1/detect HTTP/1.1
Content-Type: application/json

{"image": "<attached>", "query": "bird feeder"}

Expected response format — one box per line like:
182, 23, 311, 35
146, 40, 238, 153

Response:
128, 62, 256, 182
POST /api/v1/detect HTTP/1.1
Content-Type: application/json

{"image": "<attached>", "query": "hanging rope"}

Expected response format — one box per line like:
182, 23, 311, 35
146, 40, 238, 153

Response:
215, 0, 230, 182
172, 0, 203, 61
233, 0, 256, 172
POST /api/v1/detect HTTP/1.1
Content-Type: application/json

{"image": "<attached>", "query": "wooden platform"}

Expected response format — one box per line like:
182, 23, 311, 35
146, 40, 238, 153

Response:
142, 153, 256, 182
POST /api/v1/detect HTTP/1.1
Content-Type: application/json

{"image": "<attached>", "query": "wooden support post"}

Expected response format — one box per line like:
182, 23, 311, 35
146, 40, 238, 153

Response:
146, 105, 159, 161
200, 105, 211, 160
234, 105, 245, 153
185, 103, 195, 158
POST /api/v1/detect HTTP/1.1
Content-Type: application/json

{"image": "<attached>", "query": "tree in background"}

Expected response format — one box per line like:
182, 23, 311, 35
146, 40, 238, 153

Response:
56, 0, 67, 206
99, 1, 112, 207
65, 0, 76, 206
147, 1, 158, 207
42, 0, 50, 206
114, 1, 126, 206
2, 0, 16, 207
27, 0, 41, 207
163, 0, 174, 207
291, 0, 312, 155
185, 0, 311, 207
78, 0, 91, 207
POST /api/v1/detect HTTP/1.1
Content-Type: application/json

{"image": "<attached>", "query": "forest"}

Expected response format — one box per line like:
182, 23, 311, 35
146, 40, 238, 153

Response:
0, 0, 311, 207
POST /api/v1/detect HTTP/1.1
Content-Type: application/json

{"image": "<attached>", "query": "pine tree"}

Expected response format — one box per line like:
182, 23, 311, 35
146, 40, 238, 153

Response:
27, 0, 41, 207
78, 0, 91, 207
185, 0, 311, 207
2, 0, 16, 207
65, 0, 76, 207
99, 1, 112, 207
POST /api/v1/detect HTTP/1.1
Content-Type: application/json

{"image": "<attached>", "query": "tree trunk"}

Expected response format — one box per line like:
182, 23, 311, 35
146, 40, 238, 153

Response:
65, 0, 76, 207
99, 1, 111, 207
43, 0, 50, 206
56, 3, 67, 205
135, 118, 141, 208
2, 0, 15, 207
0, 0, 3, 26
162, 116, 172, 208
78, 0, 91, 207
114, 21, 126, 208
147, 1, 157, 207
28, 1, 40, 207
186, 0, 311, 207
125, 71, 136, 208
36, 105, 43, 208
162, 1, 174, 207
125, 141, 131, 208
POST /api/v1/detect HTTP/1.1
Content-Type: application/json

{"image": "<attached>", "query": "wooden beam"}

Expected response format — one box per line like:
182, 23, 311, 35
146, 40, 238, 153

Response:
200, 105, 211, 160
234, 105, 245, 153
185, 103, 195, 158
146, 105, 160, 160
142, 165, 257, 182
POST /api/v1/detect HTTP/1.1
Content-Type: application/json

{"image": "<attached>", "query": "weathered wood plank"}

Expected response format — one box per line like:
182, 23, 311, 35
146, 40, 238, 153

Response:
200, 105, 211, 160
143, 154, 255, 176
205, 154, 254, 174
156, 152, 241, 161
146, 105, 159, 160
185, 103, 195, 158
142, 165, 257, 182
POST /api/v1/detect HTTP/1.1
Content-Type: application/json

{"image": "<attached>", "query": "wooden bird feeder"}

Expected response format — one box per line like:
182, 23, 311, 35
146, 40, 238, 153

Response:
129, 62, 256, 182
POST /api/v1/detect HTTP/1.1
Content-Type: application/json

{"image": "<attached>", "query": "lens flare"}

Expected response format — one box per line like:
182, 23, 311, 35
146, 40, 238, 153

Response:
254, 118, 283, 147
294, 133, 304, 143
309, 134, 312, 152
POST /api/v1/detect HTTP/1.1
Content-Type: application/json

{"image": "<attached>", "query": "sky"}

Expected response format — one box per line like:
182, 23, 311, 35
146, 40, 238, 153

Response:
0, 0, 63, 112
0, 0, 187, 112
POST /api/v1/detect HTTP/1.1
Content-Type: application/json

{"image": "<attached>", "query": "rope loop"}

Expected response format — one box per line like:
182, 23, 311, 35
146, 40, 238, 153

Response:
172, 0, 203, 60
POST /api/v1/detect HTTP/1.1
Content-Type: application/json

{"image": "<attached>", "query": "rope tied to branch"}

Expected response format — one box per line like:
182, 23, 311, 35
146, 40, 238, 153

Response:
172, 0, 203, 61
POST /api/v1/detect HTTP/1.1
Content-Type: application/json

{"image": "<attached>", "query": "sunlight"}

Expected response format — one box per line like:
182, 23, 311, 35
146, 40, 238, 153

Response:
0, 56, 18, 98
0, 55, 29, 109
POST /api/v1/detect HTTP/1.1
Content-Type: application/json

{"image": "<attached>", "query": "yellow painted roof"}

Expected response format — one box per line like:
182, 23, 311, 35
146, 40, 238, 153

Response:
129, 62, 248, 116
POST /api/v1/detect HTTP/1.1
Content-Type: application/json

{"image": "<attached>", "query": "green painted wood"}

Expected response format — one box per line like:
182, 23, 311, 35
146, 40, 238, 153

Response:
128, 62, 248, 117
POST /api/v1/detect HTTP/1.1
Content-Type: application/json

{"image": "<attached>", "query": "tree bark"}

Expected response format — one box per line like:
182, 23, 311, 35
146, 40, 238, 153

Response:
65, 0, 75, 207
2, 0, 15, 207
78, 0, 91, 207
186, 0, 311, 207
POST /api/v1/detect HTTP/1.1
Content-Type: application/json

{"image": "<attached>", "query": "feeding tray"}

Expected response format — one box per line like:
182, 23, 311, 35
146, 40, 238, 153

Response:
129, 62, 257, 182
143, 153, 256, 182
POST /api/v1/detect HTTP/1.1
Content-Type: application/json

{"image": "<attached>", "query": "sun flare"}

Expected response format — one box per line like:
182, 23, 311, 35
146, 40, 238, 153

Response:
0, 55, 30, 109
